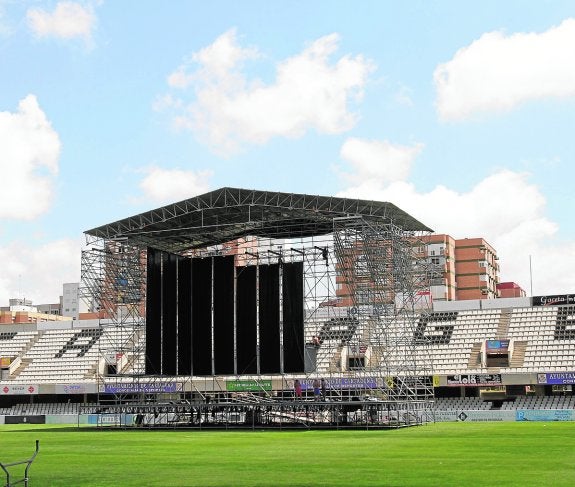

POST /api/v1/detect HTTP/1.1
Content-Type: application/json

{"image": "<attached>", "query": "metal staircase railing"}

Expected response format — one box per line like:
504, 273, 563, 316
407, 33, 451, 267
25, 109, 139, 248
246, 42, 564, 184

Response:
0, 440, 39, 487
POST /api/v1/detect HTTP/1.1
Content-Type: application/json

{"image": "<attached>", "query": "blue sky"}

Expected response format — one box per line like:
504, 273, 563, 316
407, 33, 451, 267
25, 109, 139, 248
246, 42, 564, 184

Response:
1, 0, 574, 303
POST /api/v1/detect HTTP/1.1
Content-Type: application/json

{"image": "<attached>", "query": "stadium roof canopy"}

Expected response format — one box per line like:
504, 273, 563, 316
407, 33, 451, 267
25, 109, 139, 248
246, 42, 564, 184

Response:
85, 187, 432, 254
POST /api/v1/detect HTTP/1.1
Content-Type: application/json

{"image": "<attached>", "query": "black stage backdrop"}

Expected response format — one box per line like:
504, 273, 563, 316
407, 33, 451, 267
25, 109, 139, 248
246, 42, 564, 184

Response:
161, 252, 178, 375
236, 265, 257, 374
145, 248, 162, 374
191, 257, 212, 375
213, 255, 235, 374
259, 264, 281, 374
177, 258, 192, 375
283, 262, 305, 373
145, 251, 304, 376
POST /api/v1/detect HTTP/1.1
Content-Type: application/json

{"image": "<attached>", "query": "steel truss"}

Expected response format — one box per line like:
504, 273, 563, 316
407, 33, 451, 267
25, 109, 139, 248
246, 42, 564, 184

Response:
81, 399, 431, 430
80, 241, 148, 406
331, 217, 434, 402
81, 195, 434, 426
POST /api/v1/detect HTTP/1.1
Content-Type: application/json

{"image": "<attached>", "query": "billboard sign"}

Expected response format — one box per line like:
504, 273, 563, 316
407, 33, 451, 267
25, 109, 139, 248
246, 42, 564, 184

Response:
446, 374, 502, 386
532, 294, 575, 306
486, 340, 509, 351
517, 409, 575, 421
456, 410, 516, 422
100, 382, 177, 394
226, 380, 272, 392
55, 384, 91, 395
537, 372, 575, 385
1, 384, 39, 395
300, 377, 378, 390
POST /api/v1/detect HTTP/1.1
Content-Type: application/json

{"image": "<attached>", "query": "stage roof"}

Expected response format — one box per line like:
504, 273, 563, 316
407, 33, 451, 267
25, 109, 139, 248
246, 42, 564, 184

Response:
85, 187, 432, 254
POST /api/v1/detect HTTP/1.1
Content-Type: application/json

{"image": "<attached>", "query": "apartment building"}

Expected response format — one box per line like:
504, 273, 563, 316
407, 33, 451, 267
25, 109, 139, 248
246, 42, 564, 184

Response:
421, 235, 500, 301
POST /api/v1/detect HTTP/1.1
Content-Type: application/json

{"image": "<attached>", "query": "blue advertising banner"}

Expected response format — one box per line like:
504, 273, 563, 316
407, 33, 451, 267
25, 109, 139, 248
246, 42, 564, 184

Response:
516, 409, 575, 421
537, 372, 575, 385
87, 414, 135, 425
300, 377, 377, 390
486, 340, 509, 350
100, 382, 177, 393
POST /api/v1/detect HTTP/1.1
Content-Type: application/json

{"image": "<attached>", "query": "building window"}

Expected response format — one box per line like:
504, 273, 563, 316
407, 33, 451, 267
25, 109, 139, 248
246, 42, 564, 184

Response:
356, 284, 372, 304
354, 256, 369, 277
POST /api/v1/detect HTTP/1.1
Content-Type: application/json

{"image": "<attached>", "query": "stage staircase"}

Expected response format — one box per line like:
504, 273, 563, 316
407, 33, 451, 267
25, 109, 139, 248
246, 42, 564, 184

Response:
496, 309, 512, 338
467, 343, 482, 368
509, 341, 527, 368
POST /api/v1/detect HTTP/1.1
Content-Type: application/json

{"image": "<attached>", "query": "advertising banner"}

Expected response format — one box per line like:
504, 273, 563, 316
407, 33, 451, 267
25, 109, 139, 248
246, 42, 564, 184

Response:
87, 414, 135, 425
537, 372, 575, 385
99, 382, 177, 394
516, 409, 575, 421
532, 294, 575, 306
226, 380, 272, 392
1, 384, 39, 395
486, 340, 509, 351
55, 384, 91, 395
446, 374, 502, 386
300, 377, 378, 390
433, 410, 458, 422
4, 415, 45, 424
456, 410, 516, 422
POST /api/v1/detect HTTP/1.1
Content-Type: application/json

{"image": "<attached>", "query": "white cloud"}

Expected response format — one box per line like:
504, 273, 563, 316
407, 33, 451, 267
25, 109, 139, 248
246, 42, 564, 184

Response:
26, 1, 95, 43
435, 18, 575, 121
161, 29, 375, 155
394, 85, 414, 107
337, 139, 575, 295
0, 238, 81, 305
167, 28, 260, 90
0, 3, 11, 37
339, 138, 423, 185
138, 167, 213, 204
0, 95, 61, 220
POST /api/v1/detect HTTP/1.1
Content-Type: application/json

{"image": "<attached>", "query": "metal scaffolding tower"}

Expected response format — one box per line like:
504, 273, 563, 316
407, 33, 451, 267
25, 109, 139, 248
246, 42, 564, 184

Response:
80, 187, 435, 427
80, 240, 147, 398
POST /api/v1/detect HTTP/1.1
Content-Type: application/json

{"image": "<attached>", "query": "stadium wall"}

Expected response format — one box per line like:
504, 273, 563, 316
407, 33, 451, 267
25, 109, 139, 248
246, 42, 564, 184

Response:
432, 297, 531, 312
3, 410, 575, 424
434, 409, 575, 422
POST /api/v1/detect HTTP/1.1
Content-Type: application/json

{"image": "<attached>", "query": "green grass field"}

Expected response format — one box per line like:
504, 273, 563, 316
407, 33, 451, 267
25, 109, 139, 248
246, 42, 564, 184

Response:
1, 422, 574, 486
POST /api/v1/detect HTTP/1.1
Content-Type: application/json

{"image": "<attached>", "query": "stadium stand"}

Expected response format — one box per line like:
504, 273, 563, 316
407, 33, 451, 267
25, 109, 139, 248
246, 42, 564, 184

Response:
2, 299, 575, 418
0, 331, 37, 359
433, 397, 492, 411
502, 395, 575, 410
0, 327, 140, 383
15, 329, 103, 383
303, 306, 575, 376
